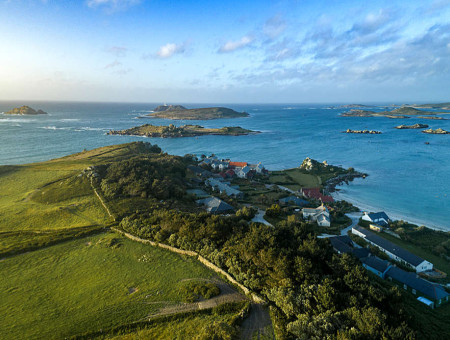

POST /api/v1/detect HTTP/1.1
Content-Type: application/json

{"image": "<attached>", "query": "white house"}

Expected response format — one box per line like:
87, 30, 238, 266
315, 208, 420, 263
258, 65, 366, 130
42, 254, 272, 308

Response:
362, 212, 391, 226
237, 165, 252, 178
302, 205, 331, 227
352, 226, 433, 272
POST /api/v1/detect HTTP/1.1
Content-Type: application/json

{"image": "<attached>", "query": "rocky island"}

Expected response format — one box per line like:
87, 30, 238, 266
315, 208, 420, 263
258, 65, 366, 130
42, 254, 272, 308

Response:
153, 104, 187, 112
418, 116, 447, 120
413, 102, 450, 110
4, 105, 47, 115
108, 124, 258, 138
395, 123, 429, 129
421, 128, 450, 135
144, 106, 249, 120
343, 129, 382, 134
341, 106, 439, 119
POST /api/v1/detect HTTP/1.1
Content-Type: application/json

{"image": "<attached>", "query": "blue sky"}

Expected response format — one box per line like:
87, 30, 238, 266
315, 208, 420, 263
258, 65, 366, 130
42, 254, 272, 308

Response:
0, 0, 449, 103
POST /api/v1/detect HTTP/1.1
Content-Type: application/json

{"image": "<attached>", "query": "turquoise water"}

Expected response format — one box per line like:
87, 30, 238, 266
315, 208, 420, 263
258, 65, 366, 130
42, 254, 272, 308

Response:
1, 101, 449, 230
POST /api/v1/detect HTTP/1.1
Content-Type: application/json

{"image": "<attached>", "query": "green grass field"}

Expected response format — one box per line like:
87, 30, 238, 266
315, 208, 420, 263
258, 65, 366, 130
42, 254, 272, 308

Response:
0, 233, 220, 339
269, 168, 321, 191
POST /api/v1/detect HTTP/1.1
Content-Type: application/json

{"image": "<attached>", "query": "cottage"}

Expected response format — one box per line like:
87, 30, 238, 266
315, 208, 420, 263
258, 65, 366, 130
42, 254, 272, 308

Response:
205, 177, 244, 199
362, 256, 391, 278
302, 204, 331, 227
385, 266, 449, 307
196, 197, 234, 214
362, 211, 391, 226
329, 236, 353, 254
301, 187, 334, 203
237, 165, 252, 179
352, 226, 433, 272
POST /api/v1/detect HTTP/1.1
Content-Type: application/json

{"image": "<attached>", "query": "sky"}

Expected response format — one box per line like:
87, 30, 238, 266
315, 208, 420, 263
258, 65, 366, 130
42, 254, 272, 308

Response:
0, 0, 449, 103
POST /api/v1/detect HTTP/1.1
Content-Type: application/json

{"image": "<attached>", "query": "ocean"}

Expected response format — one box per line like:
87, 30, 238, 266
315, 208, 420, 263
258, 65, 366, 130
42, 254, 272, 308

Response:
1, 101, 449, 231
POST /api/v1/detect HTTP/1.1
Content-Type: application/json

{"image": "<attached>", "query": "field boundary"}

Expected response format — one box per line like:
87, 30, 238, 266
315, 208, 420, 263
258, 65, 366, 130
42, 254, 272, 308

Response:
112, 227, 265, 304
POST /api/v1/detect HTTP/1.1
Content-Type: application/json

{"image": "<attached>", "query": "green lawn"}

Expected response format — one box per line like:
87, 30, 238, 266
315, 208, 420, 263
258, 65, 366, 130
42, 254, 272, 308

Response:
269, 168, 320, 191
0, 233, 219, 339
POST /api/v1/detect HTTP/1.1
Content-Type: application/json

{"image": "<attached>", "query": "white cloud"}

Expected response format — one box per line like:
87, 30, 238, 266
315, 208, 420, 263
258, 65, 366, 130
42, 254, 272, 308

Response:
155, 43, 186, 59
263, 15, 286, 39
86, 0, 140, 12
105, 46, 128, 57
104, 60, 121, 69
218, 35, 254, 53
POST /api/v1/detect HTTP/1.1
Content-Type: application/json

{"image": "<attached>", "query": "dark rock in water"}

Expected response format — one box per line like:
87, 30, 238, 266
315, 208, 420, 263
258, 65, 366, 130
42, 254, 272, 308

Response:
422, 128, 450, 135
343, 129, 382, 134
395, 123, 429, 129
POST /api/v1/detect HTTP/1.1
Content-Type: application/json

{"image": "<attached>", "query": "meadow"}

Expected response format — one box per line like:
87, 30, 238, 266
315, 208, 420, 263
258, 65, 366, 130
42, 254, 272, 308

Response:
0, 233, 221, 339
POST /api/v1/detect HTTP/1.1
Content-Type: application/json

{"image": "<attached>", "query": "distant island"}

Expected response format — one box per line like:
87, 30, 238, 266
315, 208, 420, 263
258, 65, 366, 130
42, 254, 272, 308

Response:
418, 116, 447, 120
153, 104, 187, 112
144, 106, 249, 120
108, 124, 258, 138
341, 106, 440, 119
342, 129, 382, 134
4, 105, 47, 115
413, 102, 450, 110
395, 124, 429, 129
422, 128, 450, 135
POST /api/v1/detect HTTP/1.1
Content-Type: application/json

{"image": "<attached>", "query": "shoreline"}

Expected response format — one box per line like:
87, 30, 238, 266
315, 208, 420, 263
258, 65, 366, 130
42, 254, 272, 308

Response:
331, 188, 448, 232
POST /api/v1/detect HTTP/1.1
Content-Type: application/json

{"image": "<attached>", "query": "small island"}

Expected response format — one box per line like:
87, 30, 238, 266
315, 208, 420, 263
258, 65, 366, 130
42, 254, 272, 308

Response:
4, 105, 47, 115
418, 116, 447, 120
413, 102, 450, 110
153, 104, 187, 112
422, 128, 450, 135
144, 106, 249, 120
342, 129, 382, 134
108, 124, 258, 138
341, 106, 438, 119
395, 124, 429, 129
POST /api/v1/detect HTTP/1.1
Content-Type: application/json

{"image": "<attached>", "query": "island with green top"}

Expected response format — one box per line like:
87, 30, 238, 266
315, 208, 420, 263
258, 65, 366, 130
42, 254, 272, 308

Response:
4, 105, 47, 115
108, 124, 258, 138
144, 106, 249, 120
341, 106, 443, 118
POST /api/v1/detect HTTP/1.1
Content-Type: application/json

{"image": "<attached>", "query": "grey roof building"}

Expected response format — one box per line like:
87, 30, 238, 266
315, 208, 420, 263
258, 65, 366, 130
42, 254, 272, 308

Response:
196, 197, 234, 214
386, 266, 449, 306
352, 226, 433, 272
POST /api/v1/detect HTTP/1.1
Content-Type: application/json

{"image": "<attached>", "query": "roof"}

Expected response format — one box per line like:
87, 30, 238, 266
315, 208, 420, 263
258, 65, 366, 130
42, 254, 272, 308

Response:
302, 187, 334, 203
354, 226, 426, 267
329, 237, 352, 254
363, 256, 391, 273
229, 161, 247, 167
368, 212, 390, 222
279, 196, 309, 206
239, 165, 251, 173
333, 235, 353, 246
196, 197, 234, 213
187, 165, 212, 177
352, 248, 370, 260
206, 178, 243, 197
386, 266, 449, 301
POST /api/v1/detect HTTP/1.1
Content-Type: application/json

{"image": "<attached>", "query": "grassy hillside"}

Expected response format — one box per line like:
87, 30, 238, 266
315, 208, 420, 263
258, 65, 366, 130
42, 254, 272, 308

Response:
0, 142, 165, 256
0, 233, 220, 339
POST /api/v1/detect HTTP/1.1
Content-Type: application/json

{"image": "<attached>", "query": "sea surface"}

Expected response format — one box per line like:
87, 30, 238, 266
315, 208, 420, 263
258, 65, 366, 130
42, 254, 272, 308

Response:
1, 101, 449, 231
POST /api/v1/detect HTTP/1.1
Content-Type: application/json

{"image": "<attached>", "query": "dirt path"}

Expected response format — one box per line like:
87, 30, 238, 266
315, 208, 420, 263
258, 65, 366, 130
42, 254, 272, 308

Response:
144, 279, 247, 320
240, 303, 274, 340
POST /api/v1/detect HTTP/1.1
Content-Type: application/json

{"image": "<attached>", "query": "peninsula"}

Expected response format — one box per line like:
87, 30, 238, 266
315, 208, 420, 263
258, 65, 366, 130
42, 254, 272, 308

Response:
4, 105, 47, 115
108, 124, 258, 138
144, 106, 249, 120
